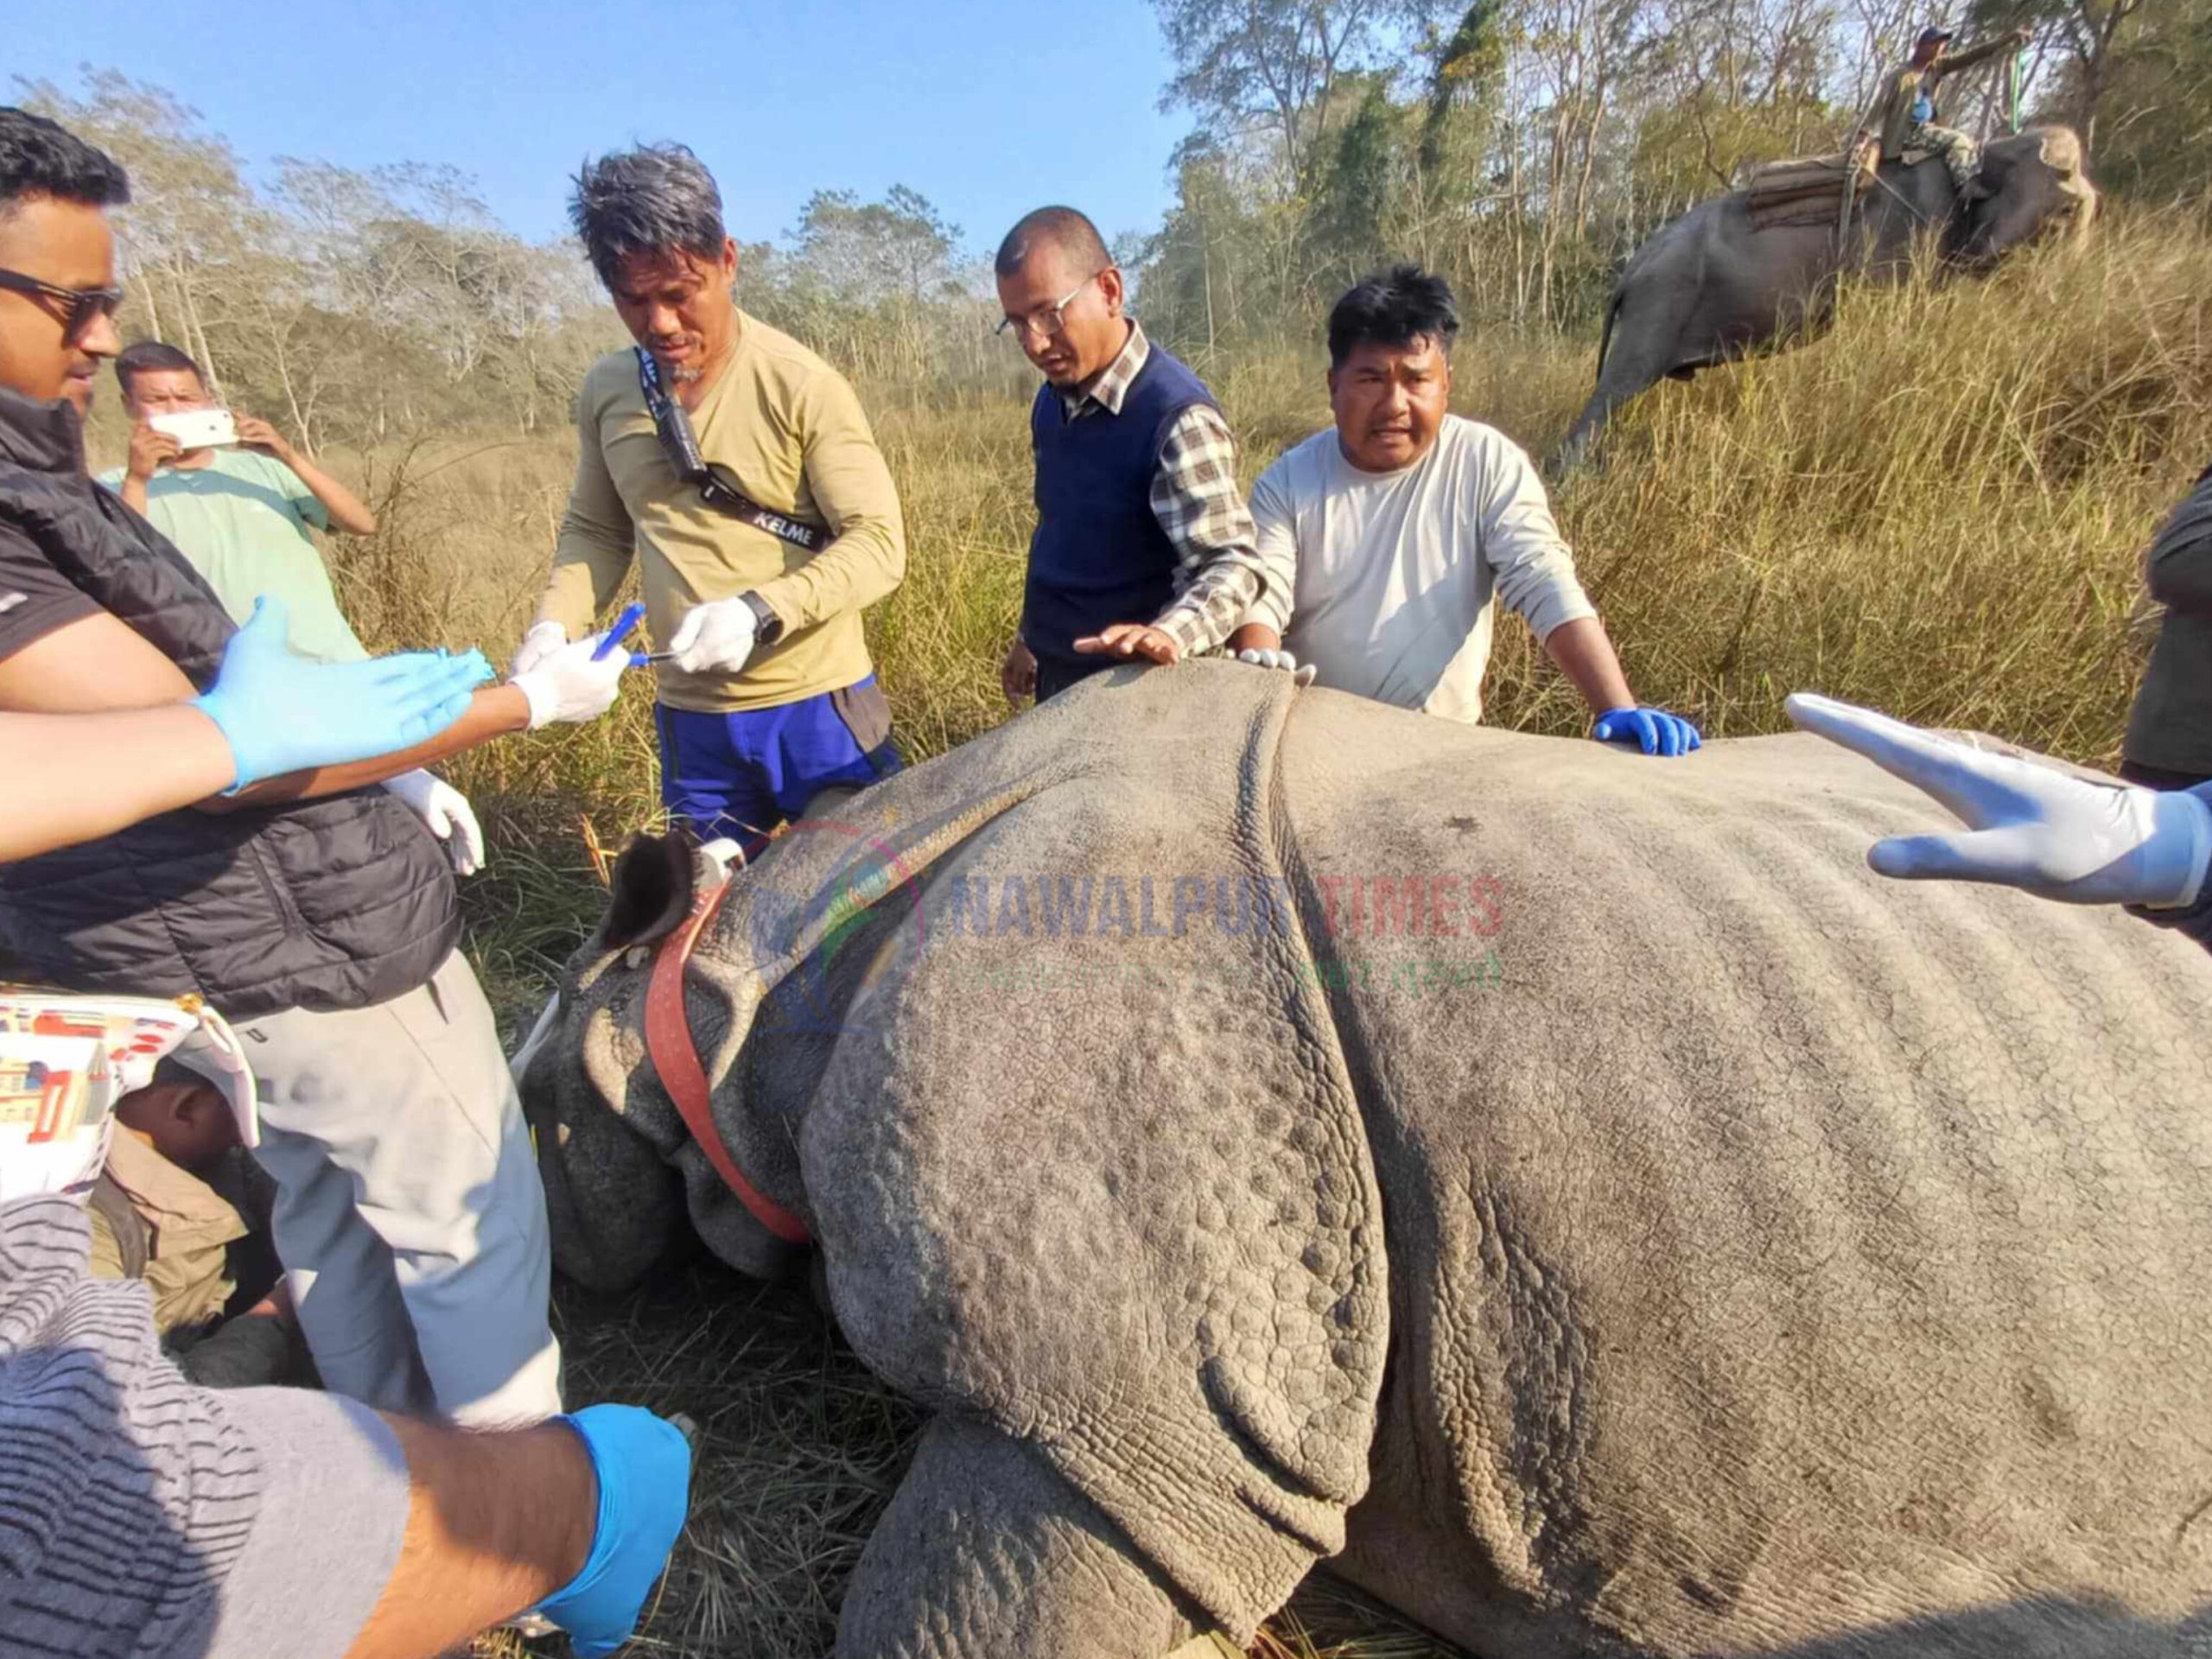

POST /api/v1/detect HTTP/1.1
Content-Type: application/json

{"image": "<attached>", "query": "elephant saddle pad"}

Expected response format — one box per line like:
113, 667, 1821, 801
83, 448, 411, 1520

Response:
1745, 152, 1861, 229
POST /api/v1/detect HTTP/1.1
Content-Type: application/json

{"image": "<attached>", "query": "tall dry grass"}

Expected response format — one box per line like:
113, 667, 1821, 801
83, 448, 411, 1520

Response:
296, 207, 2209, 1658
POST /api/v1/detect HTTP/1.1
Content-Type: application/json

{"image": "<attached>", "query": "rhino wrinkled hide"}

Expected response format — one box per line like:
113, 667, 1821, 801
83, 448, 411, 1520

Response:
524, 660, 2212, 1659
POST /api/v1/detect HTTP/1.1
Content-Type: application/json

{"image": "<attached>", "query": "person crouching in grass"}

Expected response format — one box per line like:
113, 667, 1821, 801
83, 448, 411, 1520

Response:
87, 1055, 300, 1389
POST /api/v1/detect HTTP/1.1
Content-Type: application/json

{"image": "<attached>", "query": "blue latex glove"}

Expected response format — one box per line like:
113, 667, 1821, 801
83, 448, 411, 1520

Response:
532, 1404, 693, 1658
190, 597, 492, 789
1592, 705, 1703, 758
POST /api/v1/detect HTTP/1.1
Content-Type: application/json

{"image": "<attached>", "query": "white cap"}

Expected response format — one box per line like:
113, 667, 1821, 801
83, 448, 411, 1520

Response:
0, 991, 258, 1205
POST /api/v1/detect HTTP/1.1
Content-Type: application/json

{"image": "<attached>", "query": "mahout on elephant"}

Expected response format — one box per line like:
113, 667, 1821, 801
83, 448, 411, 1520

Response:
1554, 127, 2096, 470
524, 661, 2212, 1658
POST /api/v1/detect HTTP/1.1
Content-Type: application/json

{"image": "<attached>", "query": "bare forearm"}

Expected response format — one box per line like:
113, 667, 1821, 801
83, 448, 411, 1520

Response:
1542, 616, 1637, 714
1945, 36, 2015, 72
286, 450, 378, 537
0, 706, 234, 859
342, 1415, 594, 1659
224, 685, 531, 807
119, 473, 150, 515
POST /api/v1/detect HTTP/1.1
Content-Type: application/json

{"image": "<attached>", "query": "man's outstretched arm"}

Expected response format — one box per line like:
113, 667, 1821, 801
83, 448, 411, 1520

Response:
346, 1407, 695, 1659
2, 1198, 688, 1659
1786, 692, 2212, 950
0, 601, 626, 813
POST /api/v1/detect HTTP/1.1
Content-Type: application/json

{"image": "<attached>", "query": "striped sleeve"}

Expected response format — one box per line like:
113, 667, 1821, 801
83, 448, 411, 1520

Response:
0, 1196, 407, 1659
1147, 404, 1267, 657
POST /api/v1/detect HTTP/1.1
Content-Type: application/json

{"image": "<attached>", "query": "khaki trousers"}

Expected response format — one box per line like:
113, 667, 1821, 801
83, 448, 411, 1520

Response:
240, 950, 561, 1427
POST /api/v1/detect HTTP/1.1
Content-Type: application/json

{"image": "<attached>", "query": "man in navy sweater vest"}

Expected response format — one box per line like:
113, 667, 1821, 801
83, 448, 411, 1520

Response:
993, 207, 1273, 704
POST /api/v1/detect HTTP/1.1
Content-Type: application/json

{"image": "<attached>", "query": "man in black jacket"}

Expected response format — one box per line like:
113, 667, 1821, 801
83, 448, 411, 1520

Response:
0, 107, 629, 1424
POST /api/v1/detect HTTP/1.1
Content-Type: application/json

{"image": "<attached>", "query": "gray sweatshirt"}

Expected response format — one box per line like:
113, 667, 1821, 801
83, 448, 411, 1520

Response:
0, 1195, 410, 1658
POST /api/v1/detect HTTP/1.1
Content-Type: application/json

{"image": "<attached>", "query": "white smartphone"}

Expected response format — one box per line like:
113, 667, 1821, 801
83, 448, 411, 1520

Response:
148, 408, 239, 449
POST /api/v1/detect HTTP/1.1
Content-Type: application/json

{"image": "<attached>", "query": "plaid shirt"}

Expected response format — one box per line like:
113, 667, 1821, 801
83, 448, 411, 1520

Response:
1054, 321, 1265, 657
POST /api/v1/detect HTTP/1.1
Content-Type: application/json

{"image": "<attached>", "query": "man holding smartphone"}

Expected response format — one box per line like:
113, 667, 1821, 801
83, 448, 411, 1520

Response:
96, 340, 487, 874
100, 340, 377, 664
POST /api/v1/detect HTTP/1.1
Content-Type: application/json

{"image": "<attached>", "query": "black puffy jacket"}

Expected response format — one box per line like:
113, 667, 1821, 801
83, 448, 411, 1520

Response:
0, 388, 457, 1018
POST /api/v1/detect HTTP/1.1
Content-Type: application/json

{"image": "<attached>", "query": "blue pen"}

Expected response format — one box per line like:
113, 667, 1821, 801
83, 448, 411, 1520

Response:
594, 602, 646, 663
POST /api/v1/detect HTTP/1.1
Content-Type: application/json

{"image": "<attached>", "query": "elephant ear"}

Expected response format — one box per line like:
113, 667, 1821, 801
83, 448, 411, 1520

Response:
787, 667, 1390, 1642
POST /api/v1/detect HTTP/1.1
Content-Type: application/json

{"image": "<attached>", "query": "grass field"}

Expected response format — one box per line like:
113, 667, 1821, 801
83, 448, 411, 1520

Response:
275, 210, 2212, 1656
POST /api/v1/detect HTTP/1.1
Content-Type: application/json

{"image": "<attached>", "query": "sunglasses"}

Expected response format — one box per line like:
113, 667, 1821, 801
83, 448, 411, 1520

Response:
0, 267, 125, 340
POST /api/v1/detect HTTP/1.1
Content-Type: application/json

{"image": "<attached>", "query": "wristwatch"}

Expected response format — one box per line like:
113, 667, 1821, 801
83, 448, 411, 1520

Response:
740, 590, 785, 646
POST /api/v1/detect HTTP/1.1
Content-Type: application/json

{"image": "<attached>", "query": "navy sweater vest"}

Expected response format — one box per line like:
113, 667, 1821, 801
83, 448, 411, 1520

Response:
1022, 342, 1217, 675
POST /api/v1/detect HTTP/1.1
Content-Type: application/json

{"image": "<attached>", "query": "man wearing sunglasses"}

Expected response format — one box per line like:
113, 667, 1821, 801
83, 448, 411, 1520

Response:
993, 206, 1274, 705
0, 110, 690, 1659
518, 142, 907, 859
0, 107, 637, 1436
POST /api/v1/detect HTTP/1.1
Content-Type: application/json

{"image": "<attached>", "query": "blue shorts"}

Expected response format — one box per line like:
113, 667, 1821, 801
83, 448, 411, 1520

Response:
655, 677, 901, 855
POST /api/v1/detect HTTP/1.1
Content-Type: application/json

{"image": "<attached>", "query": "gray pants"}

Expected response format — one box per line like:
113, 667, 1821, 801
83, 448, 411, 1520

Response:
240, 950, 561, 1427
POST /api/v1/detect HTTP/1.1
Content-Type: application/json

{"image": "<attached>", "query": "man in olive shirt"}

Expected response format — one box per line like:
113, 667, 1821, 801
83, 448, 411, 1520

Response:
518, 143, 906, 856
1856, 22, 2031, 189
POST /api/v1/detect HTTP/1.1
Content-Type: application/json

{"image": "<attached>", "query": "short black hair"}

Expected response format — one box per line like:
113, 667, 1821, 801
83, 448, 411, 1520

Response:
0, 107, 130, 219
569, 143, 727, 289
149, 1055, 207, 1093
1326, 264, 1461, 367
995, 206, 1109, 280
115, 340, 205, 397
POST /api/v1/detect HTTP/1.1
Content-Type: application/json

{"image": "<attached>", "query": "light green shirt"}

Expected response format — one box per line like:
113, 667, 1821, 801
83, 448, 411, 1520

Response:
97, 448, 368, 664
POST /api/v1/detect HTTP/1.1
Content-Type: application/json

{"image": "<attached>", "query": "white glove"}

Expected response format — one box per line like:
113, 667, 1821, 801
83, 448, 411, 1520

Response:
1234, 645, 1319, 686
384, 767, 486, 876
666, 598, 759, 675
512, 620, 567, 677
1786, 692, 2212, 908
510, 630, 628, 730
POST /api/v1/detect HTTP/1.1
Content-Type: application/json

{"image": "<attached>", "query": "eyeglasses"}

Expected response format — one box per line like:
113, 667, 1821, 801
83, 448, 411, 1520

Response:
0, 268, 125, 340
995, 271, 1103, 341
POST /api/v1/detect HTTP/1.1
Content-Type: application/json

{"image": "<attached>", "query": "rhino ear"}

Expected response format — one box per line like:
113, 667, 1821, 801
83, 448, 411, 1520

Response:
596, 829, 702, 952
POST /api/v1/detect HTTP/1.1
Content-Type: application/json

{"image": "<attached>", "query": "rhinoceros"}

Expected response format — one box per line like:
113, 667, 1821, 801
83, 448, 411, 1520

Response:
524, 661, 2212, 1658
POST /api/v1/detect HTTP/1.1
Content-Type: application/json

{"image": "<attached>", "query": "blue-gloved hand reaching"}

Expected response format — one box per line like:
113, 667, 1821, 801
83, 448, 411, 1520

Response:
531, 1404, 694, 1657
191, 597, 492, 789
1592, 705, 1703, 757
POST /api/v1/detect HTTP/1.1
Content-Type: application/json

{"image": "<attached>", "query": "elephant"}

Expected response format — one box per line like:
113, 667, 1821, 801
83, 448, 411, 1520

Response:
525, 661, 2212, 1658
1554, 127, 2097, 470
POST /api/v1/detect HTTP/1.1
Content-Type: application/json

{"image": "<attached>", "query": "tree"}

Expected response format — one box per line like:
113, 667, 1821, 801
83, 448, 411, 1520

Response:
15, 71, 267, 395
790, 186, 962, 307
1970, 0, 2144, 150
1152, 0, 1449, 192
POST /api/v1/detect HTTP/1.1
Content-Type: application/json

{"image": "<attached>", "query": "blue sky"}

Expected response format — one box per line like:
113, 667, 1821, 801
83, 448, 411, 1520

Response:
11, 1, 1197, 260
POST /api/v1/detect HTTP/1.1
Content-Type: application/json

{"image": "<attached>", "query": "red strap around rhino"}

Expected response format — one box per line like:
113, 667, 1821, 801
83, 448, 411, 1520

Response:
643, 878, 812, 1245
